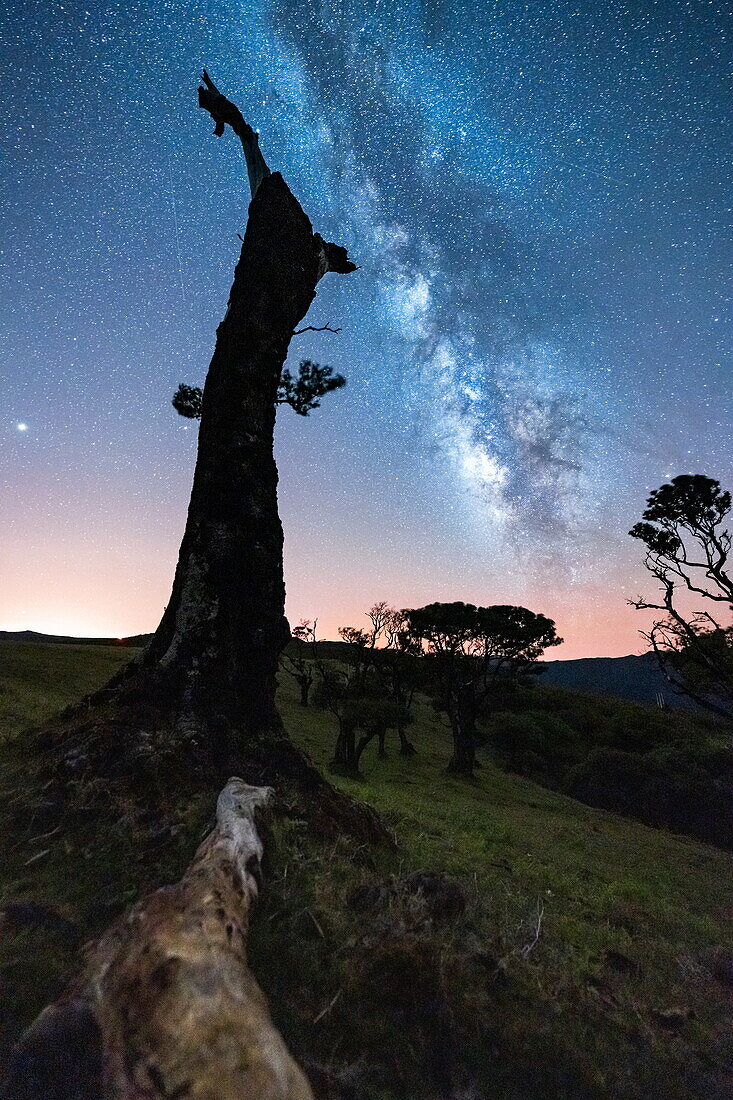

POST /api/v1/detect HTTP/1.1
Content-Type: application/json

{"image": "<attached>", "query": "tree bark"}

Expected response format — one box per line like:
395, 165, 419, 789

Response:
1, 781, 314, 1100
446, 682, 477, 776
330, 718, 360, 778
397, 723, 417, 756
298, 675, 312, 708
144, 184, 353, 762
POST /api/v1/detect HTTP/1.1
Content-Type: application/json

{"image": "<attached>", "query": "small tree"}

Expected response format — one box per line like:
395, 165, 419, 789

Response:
353, 697, 403, 765
337, 625, 372, 696
629, 474, 733, 720
376, 607, 421, 755
337, 601, 391, 692
293, 624, 363, 777
339, 602, 420, 756
405, 602, 562, 776
279, 619, 317, 706
173, 359, 345, 422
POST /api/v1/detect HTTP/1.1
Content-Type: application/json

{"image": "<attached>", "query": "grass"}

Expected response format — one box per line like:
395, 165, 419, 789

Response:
0, 642, 135, 739
1, 641, 732, 1097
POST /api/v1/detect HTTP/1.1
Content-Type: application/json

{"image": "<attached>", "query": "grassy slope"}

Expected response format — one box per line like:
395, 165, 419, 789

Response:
0, 643, 135, 739
1, 642, 732, 1098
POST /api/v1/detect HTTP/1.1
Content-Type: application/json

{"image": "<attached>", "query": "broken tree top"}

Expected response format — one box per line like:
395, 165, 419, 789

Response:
197, 70, 357, 275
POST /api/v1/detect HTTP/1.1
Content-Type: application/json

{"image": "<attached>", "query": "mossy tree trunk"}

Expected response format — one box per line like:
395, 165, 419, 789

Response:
298, 674, 312, 707
330, 717, 361, 778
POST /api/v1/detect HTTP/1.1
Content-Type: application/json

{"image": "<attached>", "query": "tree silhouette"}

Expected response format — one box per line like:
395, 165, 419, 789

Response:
339, 604, 420, 756
140, 71, 357, 770
405, 602, 561, 775
173, 359, 345, 421
630, 474, 733, 719
279, 619, 317, 706
305, 632, 363, 778
31, 71, 385, 844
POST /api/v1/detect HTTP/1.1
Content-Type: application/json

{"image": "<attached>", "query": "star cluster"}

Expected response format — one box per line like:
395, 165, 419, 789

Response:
1, 0, 730, 655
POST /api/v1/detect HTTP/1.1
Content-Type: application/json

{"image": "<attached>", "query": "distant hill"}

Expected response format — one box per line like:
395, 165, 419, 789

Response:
0, 631, 693, 711
538, 651, 693, 710
0, 630, 151, 648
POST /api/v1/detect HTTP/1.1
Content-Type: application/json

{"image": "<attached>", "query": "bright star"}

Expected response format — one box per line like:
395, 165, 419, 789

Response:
16, 423, 28, 432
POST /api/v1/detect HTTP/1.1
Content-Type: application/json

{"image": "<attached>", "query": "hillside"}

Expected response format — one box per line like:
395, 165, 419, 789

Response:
0, 631, 693, 711
0, 630, 150, 648
539, 652, 695, 711
0, 641, 731, 1098
0, 642, 139, 739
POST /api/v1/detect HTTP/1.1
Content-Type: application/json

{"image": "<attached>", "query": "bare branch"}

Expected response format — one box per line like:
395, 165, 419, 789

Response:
292, 322, 342, 336
198, 69, 271, 198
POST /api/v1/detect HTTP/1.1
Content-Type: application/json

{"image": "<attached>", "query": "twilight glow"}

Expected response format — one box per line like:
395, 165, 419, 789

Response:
2, 1, 730, 659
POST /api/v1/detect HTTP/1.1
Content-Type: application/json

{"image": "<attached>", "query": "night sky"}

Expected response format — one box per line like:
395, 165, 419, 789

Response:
2, 0, 730, 657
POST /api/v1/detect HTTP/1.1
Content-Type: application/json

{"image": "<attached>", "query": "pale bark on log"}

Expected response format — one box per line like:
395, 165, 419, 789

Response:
2, 780, 314, 1100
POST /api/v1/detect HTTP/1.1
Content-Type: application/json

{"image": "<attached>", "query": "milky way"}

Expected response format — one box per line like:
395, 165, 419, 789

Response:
1, 0, 730, 655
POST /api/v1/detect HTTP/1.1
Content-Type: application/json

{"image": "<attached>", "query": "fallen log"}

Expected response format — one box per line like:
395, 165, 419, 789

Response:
2, 779, 314, 1100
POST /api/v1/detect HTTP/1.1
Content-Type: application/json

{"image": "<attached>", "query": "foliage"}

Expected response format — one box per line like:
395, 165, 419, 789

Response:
171, 382, 203, 419
480, 683, 733, 849
277, 359, 345, 416
567, 744, 733, 848
630, 474, 733, 719
172, 359, 345, 422
404, 601, 562, 775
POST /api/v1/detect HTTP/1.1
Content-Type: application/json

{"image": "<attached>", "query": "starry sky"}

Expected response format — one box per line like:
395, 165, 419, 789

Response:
2, 0, 730, 657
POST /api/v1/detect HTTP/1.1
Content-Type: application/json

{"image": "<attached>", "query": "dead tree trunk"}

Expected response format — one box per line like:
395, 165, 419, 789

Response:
138, 73, 355, 767
26, 72, 388, 846
1, 780, 314, 1100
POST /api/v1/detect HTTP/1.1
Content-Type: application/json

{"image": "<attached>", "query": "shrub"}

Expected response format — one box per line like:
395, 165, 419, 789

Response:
486, 711, 585, 782
567, 746, 733, 850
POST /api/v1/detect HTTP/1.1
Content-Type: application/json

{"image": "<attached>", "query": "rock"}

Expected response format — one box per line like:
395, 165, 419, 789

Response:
346, 882, 390, 913
603, 949, 640, 976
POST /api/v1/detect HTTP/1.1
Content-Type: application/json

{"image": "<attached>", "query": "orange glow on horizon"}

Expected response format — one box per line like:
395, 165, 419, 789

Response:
0, 586, 657, 661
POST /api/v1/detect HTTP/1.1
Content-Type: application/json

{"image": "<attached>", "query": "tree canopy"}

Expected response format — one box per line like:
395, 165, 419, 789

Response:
630, 474, 733, 719
172, 359, 345, 422
404, 601, 561, 774
405, 601, 561, 667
